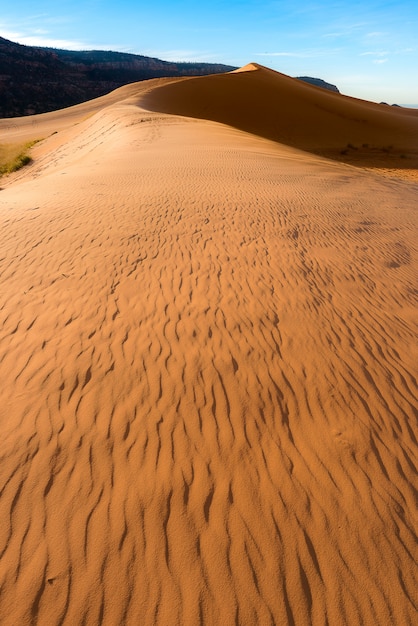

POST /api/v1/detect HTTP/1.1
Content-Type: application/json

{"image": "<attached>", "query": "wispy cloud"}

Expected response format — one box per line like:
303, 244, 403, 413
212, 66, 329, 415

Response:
0, 25, 122, 51
256, 52, 311, 58
0, 11, 92, 49
365, 31, 386, 38
8, 34, 87, 49
141, 49, 219, 62
322, 32, 344, 39
322, 22, 368, 39
256, 47, 341, 59
360, 51, 389, 57
360, 50, 389, 64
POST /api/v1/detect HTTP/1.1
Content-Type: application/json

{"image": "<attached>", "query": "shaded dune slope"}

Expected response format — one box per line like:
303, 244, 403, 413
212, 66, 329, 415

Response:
0, 68, 417, 625
143, 63, 418, 166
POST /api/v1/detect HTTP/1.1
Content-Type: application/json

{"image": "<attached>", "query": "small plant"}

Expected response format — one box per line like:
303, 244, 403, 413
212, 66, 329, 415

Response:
2, 153, 32, 174
0, 139, 40, 176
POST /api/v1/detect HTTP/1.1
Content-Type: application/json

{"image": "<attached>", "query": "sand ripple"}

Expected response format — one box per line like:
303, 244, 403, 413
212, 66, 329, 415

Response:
0, 81, 417, 625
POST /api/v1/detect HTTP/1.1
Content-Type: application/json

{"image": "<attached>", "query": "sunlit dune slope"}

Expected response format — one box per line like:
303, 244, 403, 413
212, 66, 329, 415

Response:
143, 62, 418, 163
0, 67, 417, 626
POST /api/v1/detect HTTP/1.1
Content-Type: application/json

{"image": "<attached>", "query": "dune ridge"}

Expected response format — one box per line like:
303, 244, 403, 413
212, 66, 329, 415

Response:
0, 67, 417, 625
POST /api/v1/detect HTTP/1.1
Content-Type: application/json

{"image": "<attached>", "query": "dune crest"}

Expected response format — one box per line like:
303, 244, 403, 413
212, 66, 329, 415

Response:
0, 69, 417, 625
230, 62, 262, 72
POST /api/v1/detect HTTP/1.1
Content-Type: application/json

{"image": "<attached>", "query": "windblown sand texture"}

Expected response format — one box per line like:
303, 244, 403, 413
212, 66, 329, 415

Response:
0, 65, 417, 625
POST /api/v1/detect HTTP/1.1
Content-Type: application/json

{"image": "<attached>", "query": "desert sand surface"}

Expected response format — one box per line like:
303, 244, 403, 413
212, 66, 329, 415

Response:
0, 65, 417, 625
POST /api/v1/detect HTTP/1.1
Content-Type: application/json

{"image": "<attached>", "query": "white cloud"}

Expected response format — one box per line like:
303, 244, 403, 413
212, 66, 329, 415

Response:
16, 35, 87, 49
0, 27, 86, 49
0, 29, 23, 41
0, 26, 124, 51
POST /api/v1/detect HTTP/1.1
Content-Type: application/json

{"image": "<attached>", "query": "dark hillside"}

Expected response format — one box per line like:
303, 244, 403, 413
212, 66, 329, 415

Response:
0, 37, 236, 117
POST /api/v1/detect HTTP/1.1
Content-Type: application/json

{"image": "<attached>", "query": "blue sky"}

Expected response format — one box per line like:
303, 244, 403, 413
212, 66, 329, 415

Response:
1, 1, 417, 103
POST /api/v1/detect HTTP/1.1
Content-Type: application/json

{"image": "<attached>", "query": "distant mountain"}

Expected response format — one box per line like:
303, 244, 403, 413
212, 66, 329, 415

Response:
0, 36, 236, 117
296, 77, 339, 93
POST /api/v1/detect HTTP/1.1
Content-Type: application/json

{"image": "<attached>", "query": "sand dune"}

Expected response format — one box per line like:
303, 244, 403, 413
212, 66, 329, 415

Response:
0, 65, 417, 625
143, 63, 418, 170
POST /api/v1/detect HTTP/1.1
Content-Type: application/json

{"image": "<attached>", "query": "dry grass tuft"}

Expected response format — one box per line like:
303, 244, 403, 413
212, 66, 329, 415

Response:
0, 139, 40, 176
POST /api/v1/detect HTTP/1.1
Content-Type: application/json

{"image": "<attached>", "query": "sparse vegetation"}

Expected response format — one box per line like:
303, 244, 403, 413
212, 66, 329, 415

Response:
0, 139, 40, 176
337, 142, 413, 164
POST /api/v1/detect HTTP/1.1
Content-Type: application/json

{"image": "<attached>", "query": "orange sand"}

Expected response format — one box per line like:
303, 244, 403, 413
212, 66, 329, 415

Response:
0, 65, 417, 625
